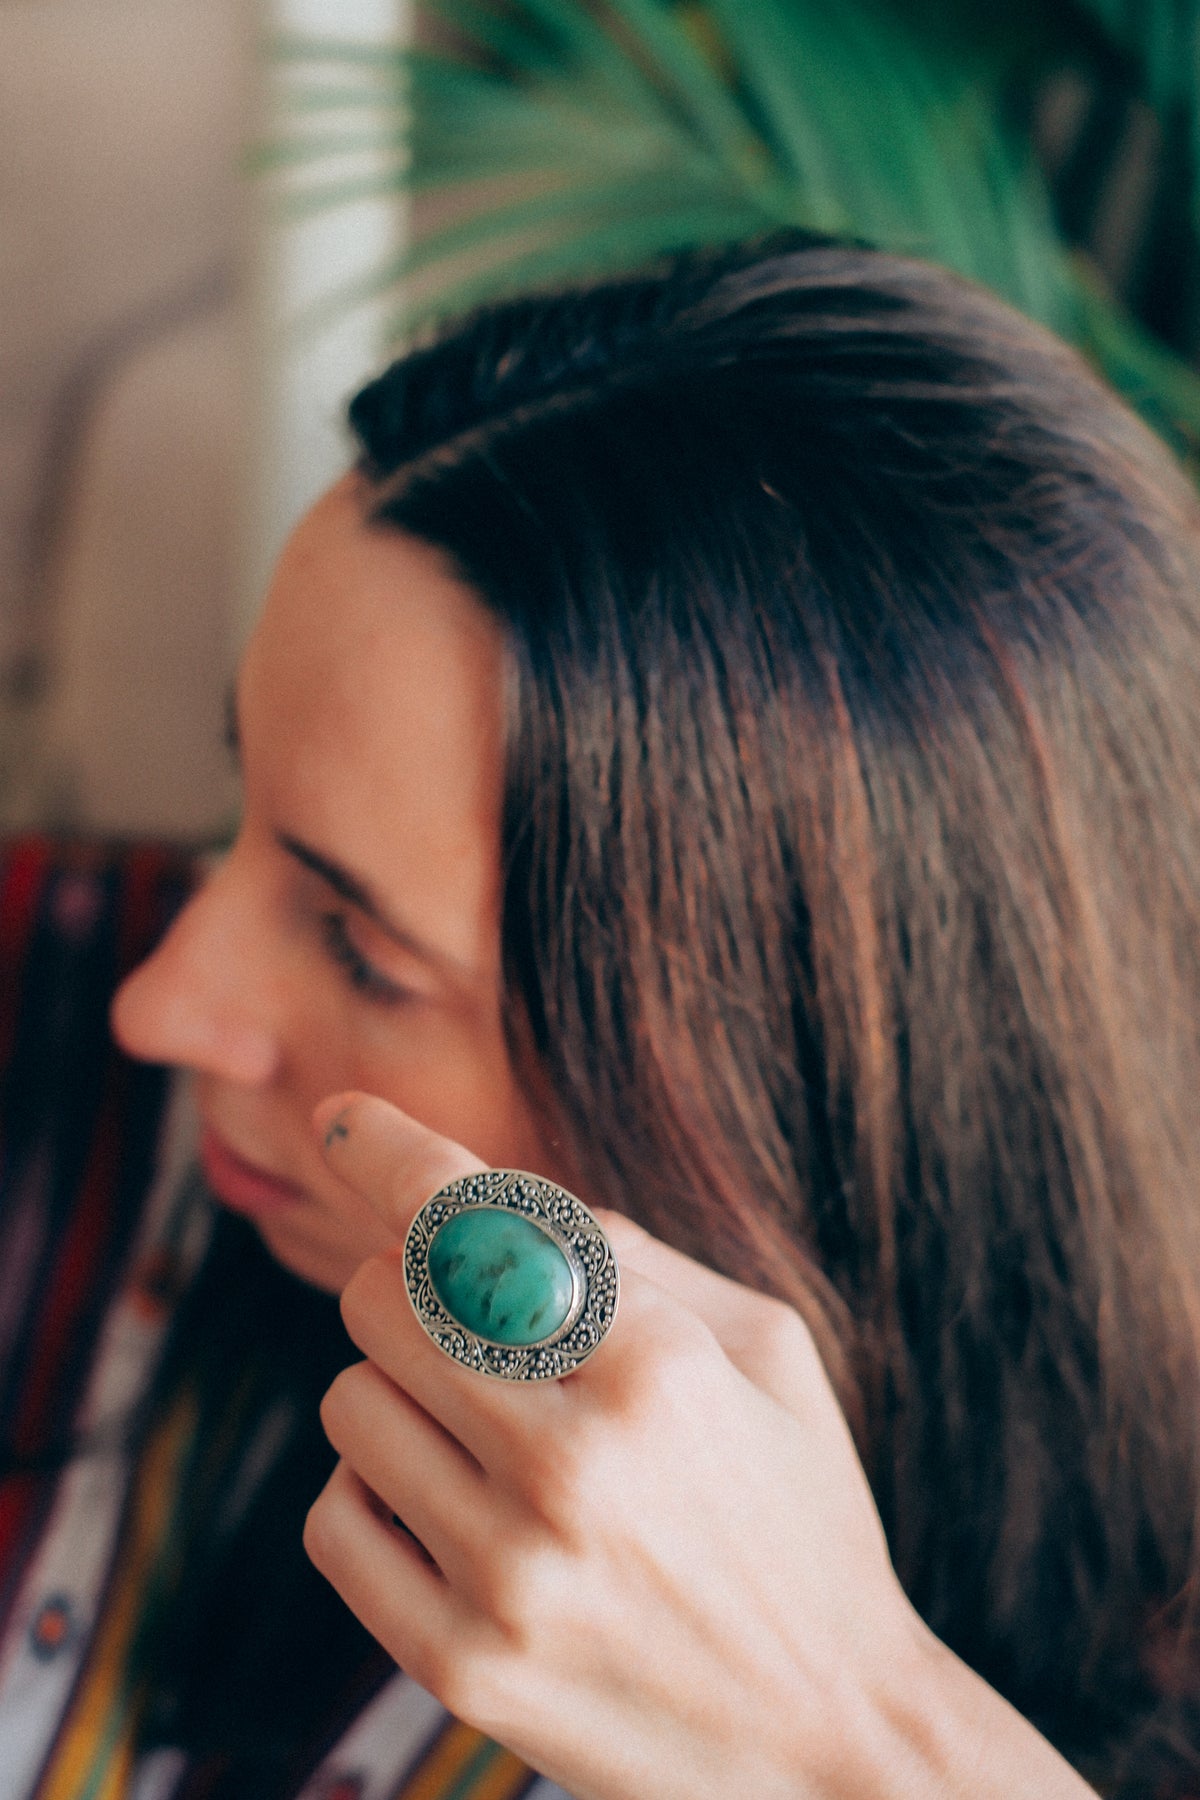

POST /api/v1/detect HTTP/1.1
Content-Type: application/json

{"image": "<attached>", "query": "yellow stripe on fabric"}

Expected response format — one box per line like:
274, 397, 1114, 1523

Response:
459, 1741, 536, 1800
78, 1738, 134, 1800
35, 1394, 198, 1800
393, 1718, 530, 1800
393, 1720, 486, 1800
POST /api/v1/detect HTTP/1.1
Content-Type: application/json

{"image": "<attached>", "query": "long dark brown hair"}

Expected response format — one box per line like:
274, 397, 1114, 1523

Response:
348, 236, 1200, 1792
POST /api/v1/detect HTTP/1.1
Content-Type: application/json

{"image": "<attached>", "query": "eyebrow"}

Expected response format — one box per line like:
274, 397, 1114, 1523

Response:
277, 832, 456, 974
224, 685, 467, 979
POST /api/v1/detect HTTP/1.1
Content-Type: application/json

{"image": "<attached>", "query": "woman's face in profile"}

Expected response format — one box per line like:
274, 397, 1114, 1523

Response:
112, 475, 560, 1291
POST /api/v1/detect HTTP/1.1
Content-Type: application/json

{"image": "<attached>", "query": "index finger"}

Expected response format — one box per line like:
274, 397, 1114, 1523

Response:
314, 1092, 586, 1466
312, 1091, 488, 1239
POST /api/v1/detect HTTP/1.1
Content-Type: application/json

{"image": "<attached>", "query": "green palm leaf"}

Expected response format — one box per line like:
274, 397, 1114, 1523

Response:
1047, 0, 1200, 284
261, 0, 1200, 453
1069, 0, 1198, 115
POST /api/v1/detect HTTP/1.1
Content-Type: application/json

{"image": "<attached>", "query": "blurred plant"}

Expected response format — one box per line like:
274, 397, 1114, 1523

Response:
260, 0, 1200, 456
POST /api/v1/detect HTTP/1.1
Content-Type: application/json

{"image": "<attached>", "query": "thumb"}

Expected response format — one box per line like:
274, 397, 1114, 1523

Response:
313, 1092, 487, 1241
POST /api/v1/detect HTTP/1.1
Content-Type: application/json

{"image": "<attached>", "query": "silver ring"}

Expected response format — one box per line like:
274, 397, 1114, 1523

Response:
402, 1170, 619, 1381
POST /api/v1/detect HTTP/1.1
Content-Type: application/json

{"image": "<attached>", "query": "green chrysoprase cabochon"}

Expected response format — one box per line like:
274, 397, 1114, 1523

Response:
427, 1207, 576, 1346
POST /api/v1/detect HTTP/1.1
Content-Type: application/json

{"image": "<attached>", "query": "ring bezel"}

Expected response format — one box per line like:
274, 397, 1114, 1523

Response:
402, 1169, 619, 1381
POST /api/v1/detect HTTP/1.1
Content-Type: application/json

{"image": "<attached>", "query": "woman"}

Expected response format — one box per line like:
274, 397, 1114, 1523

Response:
9, 233, 1200, 1796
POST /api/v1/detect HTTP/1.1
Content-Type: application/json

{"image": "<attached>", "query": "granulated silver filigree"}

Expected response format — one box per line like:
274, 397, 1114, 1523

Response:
403, 1170, 620, 1381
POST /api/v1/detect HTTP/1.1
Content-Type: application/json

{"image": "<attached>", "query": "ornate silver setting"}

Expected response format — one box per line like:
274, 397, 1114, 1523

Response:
402, 1170, 620, 1381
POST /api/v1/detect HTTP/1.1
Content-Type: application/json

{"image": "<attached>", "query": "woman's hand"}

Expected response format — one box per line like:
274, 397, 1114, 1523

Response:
303, 1093, 1097, 1800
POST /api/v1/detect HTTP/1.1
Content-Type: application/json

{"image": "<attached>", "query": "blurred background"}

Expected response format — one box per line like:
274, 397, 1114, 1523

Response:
2, 0, 403, 841
5, 0, 1199, 843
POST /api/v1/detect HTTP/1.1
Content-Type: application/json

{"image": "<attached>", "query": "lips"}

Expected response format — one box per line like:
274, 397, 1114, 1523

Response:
198, 1126, 306, 1218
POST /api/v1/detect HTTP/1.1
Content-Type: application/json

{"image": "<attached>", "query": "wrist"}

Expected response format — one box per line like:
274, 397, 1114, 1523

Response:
831, 1604, 1100, 1800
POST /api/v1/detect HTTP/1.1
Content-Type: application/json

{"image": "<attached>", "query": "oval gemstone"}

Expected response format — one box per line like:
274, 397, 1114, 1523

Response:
428, 1208, 575, 1346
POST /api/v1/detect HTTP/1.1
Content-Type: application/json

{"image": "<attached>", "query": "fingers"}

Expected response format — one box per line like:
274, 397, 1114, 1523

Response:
304, 1459, 469, 1681
313, 1095, 577, 1464
592, 1211, 826, 1418
312, 1091, 486, 1239
320, 1359, 491, 1586
335, 1249, 577, 1473
313, 1090, 824, 1432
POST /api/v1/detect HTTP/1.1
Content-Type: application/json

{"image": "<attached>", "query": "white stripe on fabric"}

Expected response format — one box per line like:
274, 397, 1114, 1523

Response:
0, 1082, 204, 1800
127, 1748, 188, 1800
291, 1670, 450, 1800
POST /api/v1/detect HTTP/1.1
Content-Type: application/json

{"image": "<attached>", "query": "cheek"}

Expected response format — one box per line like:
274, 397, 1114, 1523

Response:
325, 1009, 546, 1174
275, 998, 361, 1094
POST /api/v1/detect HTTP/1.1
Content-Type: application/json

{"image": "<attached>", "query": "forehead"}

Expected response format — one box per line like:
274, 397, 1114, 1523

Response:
239, 478, 508, 976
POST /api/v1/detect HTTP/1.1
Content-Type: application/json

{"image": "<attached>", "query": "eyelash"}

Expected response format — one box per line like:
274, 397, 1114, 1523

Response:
320, 911, 407, 1005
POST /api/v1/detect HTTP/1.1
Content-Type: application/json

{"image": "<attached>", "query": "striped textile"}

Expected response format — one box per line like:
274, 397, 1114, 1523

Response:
0, 838, 194, 1509
0, 840, 572, 1800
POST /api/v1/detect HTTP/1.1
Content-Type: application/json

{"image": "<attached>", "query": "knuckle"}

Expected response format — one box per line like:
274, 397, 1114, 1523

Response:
338, 1254, 395, 1347
421, 1635, 507, 1729
408, 1636, 461, 1711
591, 1208, 649, 1258
318, 1363, 363, 1444
471, 1535, 558, 1644
747, 1295, 823, 1391
617, 1309, 714, 1417
755, 1294, 816, 1364
472, 1565, 524, 1638
516, 1424, 604, 1534
302, 1491, 337, 1572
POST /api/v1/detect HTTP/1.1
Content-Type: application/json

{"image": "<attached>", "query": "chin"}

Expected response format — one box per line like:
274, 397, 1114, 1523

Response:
253, 1216, 356, 1295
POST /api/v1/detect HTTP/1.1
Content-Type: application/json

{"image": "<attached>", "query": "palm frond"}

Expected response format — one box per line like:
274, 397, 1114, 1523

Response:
1069, 0, 1198, 114
260, 0, 1200, 450
1065, 0, 1200, 252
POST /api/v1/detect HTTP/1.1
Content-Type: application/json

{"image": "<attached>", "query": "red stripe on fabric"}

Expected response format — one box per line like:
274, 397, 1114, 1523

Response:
0, 846, 192, 1611
0, 843, 56, 1590
0, 1471, 38, 1591
9, 848, 171, 1460
0, 839, 53, 1126
11, 1101, 124, 1458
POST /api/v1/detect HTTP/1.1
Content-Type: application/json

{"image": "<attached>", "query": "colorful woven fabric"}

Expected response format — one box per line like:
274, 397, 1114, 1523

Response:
0, 838, 193, 1503
0, 838, 566, 1800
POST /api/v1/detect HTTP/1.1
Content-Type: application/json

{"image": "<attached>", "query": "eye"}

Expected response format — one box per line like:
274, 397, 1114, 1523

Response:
320, 911, 408, 1005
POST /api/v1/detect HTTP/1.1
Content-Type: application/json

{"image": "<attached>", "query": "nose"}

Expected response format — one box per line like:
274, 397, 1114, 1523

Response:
111, 849, 281, 1085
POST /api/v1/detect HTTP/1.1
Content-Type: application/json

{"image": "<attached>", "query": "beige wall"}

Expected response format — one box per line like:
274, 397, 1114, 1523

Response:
3, 0, 403, 841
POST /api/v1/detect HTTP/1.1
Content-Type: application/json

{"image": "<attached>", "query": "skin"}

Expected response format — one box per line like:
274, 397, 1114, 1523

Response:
113, 473, 563, 1293
112, 476, 1098, 1800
